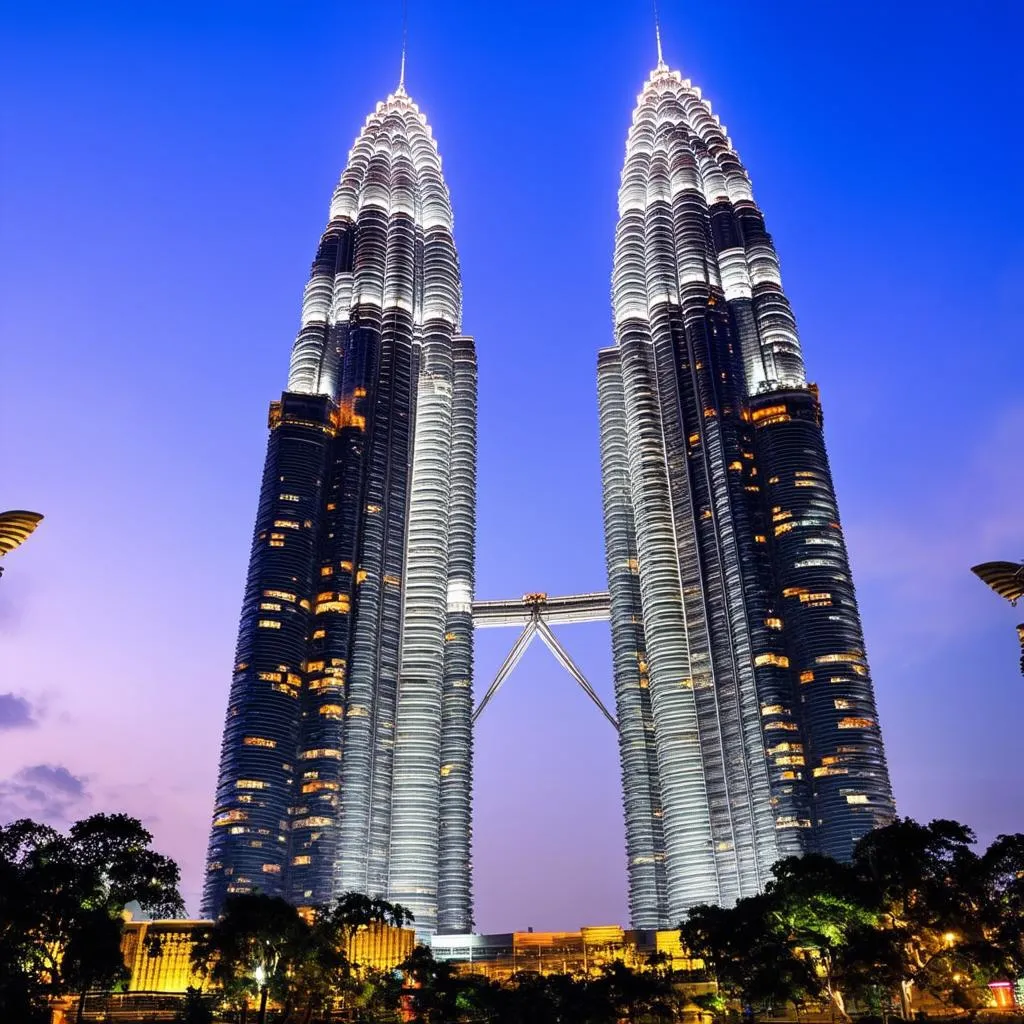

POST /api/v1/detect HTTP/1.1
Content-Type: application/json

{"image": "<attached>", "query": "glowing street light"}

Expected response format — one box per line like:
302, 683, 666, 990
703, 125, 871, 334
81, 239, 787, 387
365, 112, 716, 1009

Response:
253, 963, 269, 1024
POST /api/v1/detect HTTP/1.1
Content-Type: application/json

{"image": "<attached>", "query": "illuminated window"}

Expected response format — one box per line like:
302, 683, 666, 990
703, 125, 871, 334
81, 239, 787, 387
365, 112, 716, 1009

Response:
279, 494, 300, 502
813, 766, 849, 778
243, 736, 277, 748
765, 721, 798, 731
846, 794, 869, 804
366, 504, 381, 514
754, 653, 789, 668
236, 779, 266, 790
263, 590, 296, 602
293, 816, 333, 829
767, 742, 802, 755
262, 863, 282, 874
258, 671, 282, 681
258, 619, 281, 630
319, 704, 344, 718
783, 587, 807, 598
816, 652, 863, 665
383, 574, 401, 586
312, 628, 326, 640
213, 810, 247, 826
315, 594, 351, 614
800, 670, 814, 684
755, 534, 767, 543
320, 566, 334, 577
292, 855, 311, 866
761, 704, 787, 716
299, 748, 342, 760
838, 717, 875, 729
728, 461, 743, 471
302, 780, 340, 794
775, 522, 795, 536
764, 617, 783, 630
834, 698, 853, 710
260, 602, 282, 612
306, 660, 325, 672
274, 519, 300, 529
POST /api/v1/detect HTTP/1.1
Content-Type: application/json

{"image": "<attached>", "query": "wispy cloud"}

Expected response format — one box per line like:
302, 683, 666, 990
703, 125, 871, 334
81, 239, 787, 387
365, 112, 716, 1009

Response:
0, 763, 90, 825
0, 692, 39, 731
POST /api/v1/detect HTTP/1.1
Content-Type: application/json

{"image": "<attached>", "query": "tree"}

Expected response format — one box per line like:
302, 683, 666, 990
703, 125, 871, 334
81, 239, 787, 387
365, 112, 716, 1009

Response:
175, 986, 216, 1024
766, 854, 881, 1019
0, 813, 183, 1023
683, 894, 817, 1014
852, 818, 992, 1012
191, 893, 310, 1024
401, 945, 469, 1024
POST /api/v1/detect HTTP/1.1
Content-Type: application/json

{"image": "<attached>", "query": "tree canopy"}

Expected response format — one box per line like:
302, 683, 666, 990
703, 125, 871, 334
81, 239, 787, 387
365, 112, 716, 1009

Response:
0, 812, 183, 1022
682, 818, 1024, 1018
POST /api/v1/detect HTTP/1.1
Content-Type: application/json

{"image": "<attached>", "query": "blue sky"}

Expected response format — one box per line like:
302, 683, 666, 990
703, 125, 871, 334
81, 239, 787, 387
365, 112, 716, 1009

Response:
1, 1, 1022, 929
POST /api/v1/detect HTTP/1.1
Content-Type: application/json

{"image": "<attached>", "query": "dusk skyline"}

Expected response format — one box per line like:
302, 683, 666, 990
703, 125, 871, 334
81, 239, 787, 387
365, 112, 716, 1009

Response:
2, 0, 1022, 934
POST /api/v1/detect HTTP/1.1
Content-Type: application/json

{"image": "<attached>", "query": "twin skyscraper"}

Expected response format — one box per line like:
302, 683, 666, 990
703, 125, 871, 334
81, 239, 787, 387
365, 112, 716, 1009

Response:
203, 46, 895, 934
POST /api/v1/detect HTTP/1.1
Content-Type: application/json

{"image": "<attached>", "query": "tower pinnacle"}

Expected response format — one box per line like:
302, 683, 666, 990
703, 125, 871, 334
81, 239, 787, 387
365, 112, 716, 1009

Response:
397, 0, 408, 95
654, 1, 667, 69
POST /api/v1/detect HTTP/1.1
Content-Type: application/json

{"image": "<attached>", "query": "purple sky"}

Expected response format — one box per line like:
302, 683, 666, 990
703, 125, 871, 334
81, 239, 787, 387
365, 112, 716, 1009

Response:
2, 1, 1022, 931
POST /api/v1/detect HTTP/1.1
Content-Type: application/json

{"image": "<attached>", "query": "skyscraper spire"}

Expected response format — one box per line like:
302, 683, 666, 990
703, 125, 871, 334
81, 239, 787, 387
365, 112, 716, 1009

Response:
654, 0, 666, 69
397, 0, 408, 94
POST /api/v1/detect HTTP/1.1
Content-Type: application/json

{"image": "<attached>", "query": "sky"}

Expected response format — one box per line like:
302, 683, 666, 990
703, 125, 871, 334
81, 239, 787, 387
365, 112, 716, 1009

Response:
1, 0, 1022, 932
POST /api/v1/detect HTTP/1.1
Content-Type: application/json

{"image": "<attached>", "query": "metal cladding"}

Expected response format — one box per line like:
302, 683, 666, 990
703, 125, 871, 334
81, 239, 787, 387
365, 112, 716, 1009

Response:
203, 85, 475, 935
599, 61, 895, 925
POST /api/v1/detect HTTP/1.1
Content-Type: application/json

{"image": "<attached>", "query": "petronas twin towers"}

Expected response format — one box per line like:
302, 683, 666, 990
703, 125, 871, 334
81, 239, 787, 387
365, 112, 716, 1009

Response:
204, 39, 895, 934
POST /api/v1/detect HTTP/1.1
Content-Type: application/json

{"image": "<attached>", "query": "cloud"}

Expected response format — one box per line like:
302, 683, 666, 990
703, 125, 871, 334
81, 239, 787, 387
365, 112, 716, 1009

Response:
0, 763, 90, 825
0, 693, 38, 730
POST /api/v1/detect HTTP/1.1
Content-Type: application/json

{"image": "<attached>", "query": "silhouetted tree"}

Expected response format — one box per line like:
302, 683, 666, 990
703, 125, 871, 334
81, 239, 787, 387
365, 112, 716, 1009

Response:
0, 813, 183, 1023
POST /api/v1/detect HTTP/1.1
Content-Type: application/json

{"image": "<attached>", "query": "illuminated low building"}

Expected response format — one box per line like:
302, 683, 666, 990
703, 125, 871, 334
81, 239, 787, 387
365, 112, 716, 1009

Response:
118, 918, 415, 993
428, 925, 705, 982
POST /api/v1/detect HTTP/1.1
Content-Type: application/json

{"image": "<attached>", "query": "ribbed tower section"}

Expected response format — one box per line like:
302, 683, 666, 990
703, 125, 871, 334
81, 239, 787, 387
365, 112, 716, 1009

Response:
599, 59, 895, 925
203, 84, 475, 935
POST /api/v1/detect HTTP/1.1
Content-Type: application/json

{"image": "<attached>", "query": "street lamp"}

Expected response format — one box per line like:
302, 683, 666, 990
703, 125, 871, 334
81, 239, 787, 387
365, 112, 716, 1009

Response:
253, 964, 269, 1024
971, 561, 1024, 676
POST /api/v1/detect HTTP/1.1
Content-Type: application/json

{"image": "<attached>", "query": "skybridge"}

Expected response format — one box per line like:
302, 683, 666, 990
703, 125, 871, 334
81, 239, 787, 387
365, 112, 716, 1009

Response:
470, 592, 617, 730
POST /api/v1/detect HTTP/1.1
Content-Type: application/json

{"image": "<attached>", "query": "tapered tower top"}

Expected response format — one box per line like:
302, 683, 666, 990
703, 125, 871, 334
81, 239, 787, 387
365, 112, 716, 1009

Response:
614, 52, 808, 392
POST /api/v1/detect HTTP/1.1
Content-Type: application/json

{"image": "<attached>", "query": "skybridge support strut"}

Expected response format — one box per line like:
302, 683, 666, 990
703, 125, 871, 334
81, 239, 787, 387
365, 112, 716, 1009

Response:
470, 591, 617, 731
472, 620, 537, 724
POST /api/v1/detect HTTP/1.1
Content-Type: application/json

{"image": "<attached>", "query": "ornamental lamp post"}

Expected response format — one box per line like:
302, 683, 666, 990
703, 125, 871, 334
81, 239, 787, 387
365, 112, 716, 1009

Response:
254, 964, 269, 1024
970, 561, 1024, 676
